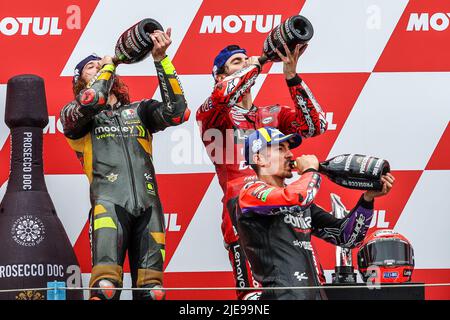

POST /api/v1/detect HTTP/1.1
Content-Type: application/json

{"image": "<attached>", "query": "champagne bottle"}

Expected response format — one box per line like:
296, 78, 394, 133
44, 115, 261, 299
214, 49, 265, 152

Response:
0, 75, 83, 300
291, 154, 390, 191
319, 154, 390, 191
114, 18, 164, 65
259, 15, 314, 65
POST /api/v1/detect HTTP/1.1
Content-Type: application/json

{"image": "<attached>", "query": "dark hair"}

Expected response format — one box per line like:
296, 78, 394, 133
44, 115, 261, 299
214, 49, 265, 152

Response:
250, 163, 259, 174
215, 65, 227, 77
73, 75, 130, 105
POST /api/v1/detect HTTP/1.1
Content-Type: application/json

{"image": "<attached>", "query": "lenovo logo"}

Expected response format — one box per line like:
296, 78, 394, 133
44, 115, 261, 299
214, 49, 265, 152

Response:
406, 13, 450, 31
200, 15, 282, 34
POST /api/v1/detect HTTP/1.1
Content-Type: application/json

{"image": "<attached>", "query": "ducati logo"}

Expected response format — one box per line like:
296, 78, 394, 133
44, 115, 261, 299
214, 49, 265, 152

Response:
122, 108, 138, 121
262, 116, 273, 125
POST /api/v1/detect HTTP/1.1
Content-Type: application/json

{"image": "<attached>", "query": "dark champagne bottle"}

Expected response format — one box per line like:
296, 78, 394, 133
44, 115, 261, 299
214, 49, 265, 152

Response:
291, 154, 390, 190
259, 15, 314, 64
319, 154, 390, 191
0, 75, 83, 300
114, 18, 164, 65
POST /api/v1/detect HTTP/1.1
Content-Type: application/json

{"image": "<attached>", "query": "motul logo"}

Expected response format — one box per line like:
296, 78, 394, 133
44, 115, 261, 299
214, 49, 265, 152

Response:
164, 213, 181, 232
406, 13, 450, 31
369, 210, 389, 228
0, 17, 62, 36
200, 15, 282, 34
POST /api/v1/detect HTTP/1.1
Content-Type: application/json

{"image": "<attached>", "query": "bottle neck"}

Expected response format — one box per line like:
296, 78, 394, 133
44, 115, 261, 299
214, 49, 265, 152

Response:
6, 127, 47, 192
318, 162, 327, 174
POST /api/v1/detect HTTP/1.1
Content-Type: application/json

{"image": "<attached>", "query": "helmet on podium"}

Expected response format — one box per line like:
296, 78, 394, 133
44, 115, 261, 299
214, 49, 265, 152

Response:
357, 229, 414, 283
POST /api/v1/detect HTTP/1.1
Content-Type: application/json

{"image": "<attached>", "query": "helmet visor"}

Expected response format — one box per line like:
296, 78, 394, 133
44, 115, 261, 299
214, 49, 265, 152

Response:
359, 239, 414, 268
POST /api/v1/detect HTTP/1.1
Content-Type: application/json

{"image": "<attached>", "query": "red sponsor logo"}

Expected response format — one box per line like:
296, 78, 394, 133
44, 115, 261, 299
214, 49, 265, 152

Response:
172, 0, 306, 74
199, 15, 282, 34
375, 0, 450, 71
294, 228, 311, 234
406, 13, 450, 31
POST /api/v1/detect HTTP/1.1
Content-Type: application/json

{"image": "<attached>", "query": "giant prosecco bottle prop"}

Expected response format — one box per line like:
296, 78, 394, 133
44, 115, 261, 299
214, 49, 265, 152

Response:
0, 75, 83, 300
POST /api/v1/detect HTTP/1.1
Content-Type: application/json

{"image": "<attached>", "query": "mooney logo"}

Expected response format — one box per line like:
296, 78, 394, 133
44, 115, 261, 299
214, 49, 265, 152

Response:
406, 13, 450, 31
0, 17, 62, 36
200, 15, 282, 34
94, 125, 145, 137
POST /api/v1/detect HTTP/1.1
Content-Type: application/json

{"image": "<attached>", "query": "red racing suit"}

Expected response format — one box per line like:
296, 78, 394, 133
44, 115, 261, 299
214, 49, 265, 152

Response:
196, 63, 328, 298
